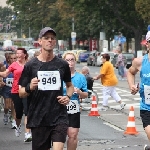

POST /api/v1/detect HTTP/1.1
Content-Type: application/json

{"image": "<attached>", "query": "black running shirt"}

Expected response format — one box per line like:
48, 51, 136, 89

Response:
19, 56, 71, 128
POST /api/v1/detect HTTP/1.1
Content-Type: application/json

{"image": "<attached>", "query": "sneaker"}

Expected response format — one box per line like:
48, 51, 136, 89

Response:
11, 120, 17, 129
24, 132, 32, 142
9, 115, 13, 123
3, 114, 8, 125
120, 102, 126, 110
15, 126, 21, 137
144, 145, 150, 150
100, 106, 109, 111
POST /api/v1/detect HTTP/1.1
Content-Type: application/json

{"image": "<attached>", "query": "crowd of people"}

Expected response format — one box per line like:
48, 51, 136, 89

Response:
0, 26, 149, 150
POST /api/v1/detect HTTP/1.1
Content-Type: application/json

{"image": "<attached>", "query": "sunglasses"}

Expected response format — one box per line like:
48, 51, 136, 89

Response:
65, 58, 75, 62
147, 40, 150, 43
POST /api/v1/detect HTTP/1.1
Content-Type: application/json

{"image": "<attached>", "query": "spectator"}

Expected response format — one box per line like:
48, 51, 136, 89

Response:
115, 48, 125, 80
81, 66, 93, 91
93, 53, 126, 111
34, 51, 41, 57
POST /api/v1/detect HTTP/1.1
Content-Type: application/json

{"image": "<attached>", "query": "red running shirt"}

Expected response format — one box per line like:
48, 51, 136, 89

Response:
8, 61, 24, 93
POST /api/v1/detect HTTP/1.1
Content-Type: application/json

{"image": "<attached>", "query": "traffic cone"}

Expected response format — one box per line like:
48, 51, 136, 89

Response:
124, 106, 138, 135
88, 95, 100, 116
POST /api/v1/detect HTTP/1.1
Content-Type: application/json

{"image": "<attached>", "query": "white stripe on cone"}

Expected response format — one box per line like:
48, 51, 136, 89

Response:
90, 108, 99, 111
126, 121, 135, 127
129, 111, 134, 117
92, 101, 97, 104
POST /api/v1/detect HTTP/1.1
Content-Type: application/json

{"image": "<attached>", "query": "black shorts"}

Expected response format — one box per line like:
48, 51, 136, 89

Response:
11, 93, 27, 119
31, 124, 68, 150
140, 110, 150, 128
68, 112, 80, 128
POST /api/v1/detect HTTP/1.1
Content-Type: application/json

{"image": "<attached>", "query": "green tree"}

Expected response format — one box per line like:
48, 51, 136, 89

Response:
64, 0, 147, 55
0, 6, 15, 33
6, 0, 148, 54
135, 0, 150, 24
6, 0, 58, 39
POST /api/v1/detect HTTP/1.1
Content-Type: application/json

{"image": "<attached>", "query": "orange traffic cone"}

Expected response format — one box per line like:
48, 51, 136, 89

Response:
88, 95, 100, 116
124, 106, 138, 135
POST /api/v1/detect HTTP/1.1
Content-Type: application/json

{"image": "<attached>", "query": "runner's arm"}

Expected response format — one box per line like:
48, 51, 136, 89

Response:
19, 86, 30, 98
0, 69, 11, 78
65, 82, 74, 98
127, 57, 142, 95
127, 57, 141, 89
19, 77, 39, 98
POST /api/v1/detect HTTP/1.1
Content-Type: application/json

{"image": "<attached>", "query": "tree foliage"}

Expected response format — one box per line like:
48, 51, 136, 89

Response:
6, 0, 149, 53
135, 0, 150, 24
0, 6, 16, 33
64, 0, 147, 53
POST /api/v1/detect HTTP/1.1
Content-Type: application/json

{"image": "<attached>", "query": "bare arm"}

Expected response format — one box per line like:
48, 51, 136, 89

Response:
127, 57, 142, 94
19, 86, 30, 98
19, 77, 39, 98
79, 91, 88, 99
65, 82, 74, 98
93, 74, 104, 80
57, 82, 74, 105
0, 64, 6, 87
74, 87, 88, 99
0, 69, 11, 78
0, 63, 6, 72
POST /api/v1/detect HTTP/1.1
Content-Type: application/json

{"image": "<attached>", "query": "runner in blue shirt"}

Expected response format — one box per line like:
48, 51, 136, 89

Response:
127, 28, 150, 150
63, 51, 88, 150
1, 52, 16, 128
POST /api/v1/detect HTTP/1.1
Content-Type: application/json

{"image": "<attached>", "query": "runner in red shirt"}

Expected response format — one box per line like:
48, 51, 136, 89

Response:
0, 48, 32, 142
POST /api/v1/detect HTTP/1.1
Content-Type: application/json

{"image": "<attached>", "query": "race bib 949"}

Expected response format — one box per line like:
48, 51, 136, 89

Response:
38, 71, 61, 90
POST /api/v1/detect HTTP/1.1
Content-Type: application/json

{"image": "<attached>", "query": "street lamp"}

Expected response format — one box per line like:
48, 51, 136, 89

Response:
37, 1, 44, 29
71, 7, 76, 50
16, 11, 22, 38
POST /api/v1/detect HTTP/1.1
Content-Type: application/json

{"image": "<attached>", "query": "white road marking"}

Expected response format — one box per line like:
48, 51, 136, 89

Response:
103, 122, 124, 131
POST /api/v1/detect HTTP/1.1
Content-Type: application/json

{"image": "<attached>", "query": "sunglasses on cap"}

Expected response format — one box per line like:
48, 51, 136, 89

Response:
147, 40, 150, 43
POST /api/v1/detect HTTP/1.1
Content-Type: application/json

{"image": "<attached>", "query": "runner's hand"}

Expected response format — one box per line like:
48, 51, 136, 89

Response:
0, 62, 4, 68
130, 84, 139, 95
0, 81, 5, 87
30, 77, 40, 90
57, 96, 70, 105
74, 87, 81, 94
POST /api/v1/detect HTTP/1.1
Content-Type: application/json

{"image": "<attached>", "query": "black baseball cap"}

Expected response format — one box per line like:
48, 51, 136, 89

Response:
39, 27, 56, 38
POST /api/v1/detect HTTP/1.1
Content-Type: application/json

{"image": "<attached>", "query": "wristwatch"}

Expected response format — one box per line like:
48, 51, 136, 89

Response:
25, 84, 32, 94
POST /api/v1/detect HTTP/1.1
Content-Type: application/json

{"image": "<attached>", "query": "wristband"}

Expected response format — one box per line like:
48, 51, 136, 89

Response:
25, 84, 32, 94
66, 95, 71, 99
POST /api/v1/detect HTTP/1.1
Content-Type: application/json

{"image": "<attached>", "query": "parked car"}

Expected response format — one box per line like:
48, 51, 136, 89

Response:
96, 52, 116, 67
111, 53, 135, 69
78, 51, 91, 63
76, 50, 87, 62
87, 51, 100, 66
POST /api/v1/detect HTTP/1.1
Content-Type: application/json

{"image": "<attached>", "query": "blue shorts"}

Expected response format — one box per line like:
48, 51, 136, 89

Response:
118, 66, 124, 77
1, 86, 12, 99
